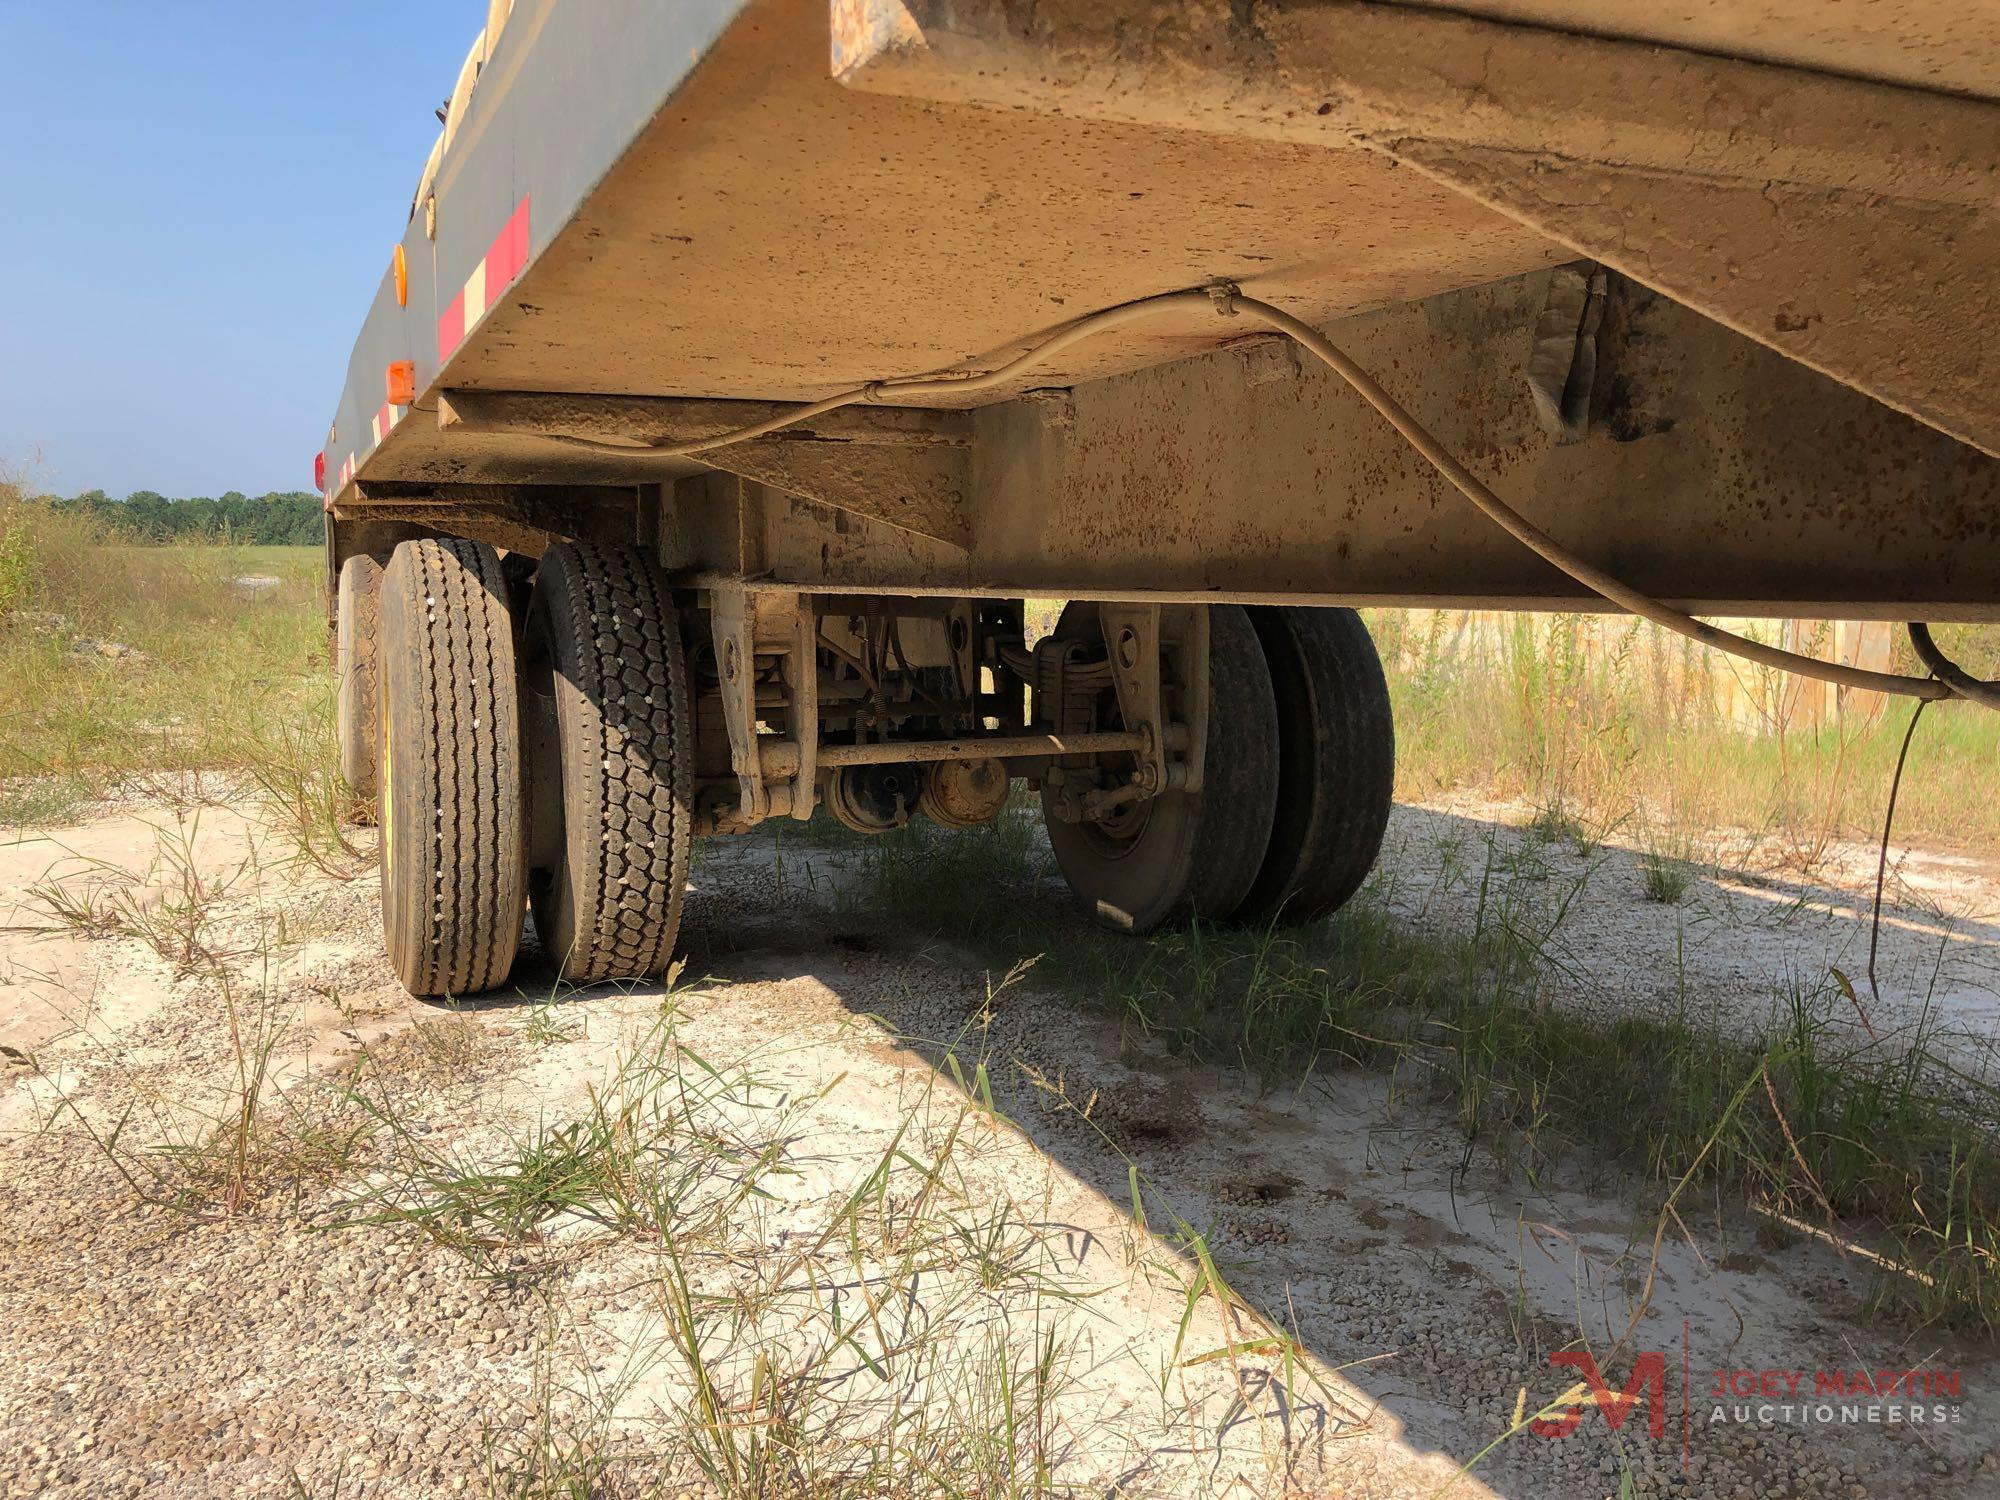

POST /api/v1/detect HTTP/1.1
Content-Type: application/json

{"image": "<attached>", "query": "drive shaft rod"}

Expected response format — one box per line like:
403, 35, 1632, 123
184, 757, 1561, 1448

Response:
757, 729, 1159, 779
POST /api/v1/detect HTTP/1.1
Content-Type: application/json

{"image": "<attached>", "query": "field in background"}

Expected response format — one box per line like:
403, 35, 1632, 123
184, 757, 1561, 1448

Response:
0, 510, 1994, 1337
0, 484, 330, 827
1370, 608, 2000, 861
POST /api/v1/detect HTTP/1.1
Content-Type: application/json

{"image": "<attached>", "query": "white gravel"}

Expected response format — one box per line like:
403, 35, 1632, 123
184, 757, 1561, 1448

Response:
0, 798, 1995, 1497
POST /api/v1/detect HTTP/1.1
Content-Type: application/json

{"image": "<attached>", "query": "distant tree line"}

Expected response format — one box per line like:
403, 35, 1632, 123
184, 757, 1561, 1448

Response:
43, 490, 324, 546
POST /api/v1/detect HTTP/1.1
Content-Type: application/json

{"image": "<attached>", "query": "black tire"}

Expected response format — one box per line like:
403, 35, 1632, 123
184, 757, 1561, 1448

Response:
521, 542, 692, 985
1042, 603, 1279, 932
376, 538, 527, 998
334, 554, 383, 803
1237, 606, 1395, 925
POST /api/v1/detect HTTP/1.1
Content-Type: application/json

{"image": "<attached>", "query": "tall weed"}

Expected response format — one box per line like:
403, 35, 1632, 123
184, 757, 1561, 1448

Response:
1372, 609, 2000, 857
0, 474, 331, 826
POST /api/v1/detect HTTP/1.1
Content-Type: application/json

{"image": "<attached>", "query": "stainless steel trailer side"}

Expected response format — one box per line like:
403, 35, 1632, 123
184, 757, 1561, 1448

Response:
321, 0, 2000, 996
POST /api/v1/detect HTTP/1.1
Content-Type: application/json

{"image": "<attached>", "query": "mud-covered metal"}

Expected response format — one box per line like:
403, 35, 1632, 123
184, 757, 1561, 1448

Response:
836, 0, 2000, 457
917, 758, 1010, 829
328, 0, 2000, 623
654, 278, 2000, 619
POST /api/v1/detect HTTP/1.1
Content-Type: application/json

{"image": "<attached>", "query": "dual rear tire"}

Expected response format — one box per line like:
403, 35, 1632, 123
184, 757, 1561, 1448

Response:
361, 537, 692, 998
1040, 602, 1393, 934
1240, 606, 1397, 925
352, 552, 1391, 993
334, 554, 384, 803
520, 542, 692, 987
1041, 604, 1281, 931
374, 539, 527, 997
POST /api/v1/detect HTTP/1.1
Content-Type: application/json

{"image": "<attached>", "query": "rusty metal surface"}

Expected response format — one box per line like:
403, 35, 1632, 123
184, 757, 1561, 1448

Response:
337, 485, 644, 560
421, 392, 973, 546
1382, 0, 2000, 101
759, 731, 1150, 778
836, 0, 2000, 457
917, 757, 1011, 828
336, 0, 2000, 618
659, 276, 2000, 619
1098, 604, 1167, 797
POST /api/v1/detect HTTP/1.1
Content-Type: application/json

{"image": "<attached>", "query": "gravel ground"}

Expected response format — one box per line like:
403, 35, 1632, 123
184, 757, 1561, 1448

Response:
1380, 794, 2000, 1080
0, 796, 1996, 1497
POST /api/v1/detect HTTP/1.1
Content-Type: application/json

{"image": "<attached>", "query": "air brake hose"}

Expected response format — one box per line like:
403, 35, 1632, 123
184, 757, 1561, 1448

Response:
537, 285, 1991, 710
1908, 624, 2000, 711
1214, 292, 1960, 705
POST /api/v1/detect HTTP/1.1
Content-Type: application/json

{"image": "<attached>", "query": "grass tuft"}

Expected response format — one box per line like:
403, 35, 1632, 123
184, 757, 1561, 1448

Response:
0, 478, 336, 829
846, 811, 2000, 1334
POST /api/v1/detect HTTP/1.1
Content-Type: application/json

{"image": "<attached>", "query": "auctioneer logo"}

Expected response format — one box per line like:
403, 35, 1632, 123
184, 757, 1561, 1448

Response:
1527, 1329, 1964, 1466
1530, 1351, 1668, 1440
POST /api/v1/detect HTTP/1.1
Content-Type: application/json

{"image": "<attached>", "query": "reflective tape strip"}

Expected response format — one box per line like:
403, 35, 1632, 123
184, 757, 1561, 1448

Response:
437, 195, 531, 364
368, 403, 408, 449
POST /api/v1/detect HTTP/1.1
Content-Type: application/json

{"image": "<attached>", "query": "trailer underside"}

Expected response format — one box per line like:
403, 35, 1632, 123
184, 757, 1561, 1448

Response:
327, 0, 2000, 618
319, 0, 2000, 996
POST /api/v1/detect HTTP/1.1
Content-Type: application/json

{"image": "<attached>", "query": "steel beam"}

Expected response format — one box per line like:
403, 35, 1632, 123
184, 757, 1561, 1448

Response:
430, 391, 972, 546
834, 0, 2000, 458
661, 274, 2000, 619
756, 730, 1151, 779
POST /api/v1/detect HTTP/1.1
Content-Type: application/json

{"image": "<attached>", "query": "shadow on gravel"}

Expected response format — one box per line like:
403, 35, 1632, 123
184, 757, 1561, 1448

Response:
631, 802, 2000, 1497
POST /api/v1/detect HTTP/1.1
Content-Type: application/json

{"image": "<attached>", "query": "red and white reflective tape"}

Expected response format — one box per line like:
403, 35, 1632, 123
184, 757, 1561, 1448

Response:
327, 391, 411, 504
437, 195, 532, 364
330, 195, 532, 502
327, 453, 358, 507
370, 402, 408, 449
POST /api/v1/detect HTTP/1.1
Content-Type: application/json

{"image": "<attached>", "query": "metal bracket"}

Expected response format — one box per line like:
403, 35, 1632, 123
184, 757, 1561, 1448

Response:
436, 391, 974, 545
788, 598, 819, 820
711, 584, 769, 828
1176, 604, 1209, 797
1098, 604, 1165, 796
1091, 601, 1207, 803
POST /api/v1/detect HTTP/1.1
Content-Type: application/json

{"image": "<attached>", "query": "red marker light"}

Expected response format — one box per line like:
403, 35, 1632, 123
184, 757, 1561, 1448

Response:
315, 451, 328, 492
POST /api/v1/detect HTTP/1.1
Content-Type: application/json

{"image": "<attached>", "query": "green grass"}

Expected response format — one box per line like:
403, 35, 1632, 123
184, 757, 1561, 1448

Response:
329, 1009, 1164, 1496
0, 489, 329, 825
1373, 608, 2000, 859
842, 811, 2000, 1333
6, 489, 1996, 1333
330, 1013, 799, 1275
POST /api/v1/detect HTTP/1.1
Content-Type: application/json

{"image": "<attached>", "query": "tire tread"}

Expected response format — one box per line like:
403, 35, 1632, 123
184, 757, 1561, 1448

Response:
530, 542, 690, 984
378, 538, 524, 996
335, 555, 383, 800
1239, 606, 1394, 925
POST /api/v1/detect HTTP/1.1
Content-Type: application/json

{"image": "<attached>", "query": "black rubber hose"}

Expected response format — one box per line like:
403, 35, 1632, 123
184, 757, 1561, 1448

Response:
515, 282, 2000, 716
1908, 624, 2000, 711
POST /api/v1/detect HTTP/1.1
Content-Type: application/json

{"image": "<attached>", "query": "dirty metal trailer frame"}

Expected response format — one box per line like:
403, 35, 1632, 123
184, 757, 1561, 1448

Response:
320, 0, 2000, 996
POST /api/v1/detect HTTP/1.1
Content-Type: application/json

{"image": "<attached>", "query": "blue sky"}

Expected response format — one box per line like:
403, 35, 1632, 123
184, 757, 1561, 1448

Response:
0, 5, 480, 498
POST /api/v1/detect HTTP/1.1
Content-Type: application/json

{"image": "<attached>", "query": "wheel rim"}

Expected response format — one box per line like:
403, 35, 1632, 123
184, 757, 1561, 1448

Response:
1040, 602, 1280, 931
1075, 794, 1152, 857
